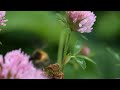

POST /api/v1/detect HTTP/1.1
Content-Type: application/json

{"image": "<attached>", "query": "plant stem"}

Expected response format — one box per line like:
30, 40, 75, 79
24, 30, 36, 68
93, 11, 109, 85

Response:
62, 30, 72, 71
57, 30, 66, 67
63, 30, 71, 57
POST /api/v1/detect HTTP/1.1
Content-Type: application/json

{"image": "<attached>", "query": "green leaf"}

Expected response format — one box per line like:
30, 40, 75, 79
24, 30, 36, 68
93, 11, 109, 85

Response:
76, 55, 96, 64
64, 28, 71, 34
63, 54, 72, 65
56, 13, 68, 28
106, 48, 120, 61
56, 13, 67, 23
73, 41, 81, 55
56, 13, 64, 20
80, 34, 88, 40
69, 60, 80, 70
74, 57, 86, 70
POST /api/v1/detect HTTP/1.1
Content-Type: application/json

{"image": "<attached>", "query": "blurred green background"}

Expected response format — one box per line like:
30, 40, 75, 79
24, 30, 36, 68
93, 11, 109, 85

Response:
0, 11, 120, 79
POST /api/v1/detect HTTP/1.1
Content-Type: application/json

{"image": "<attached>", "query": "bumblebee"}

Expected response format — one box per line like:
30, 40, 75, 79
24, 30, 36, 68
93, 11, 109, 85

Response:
29, 49, 50, 69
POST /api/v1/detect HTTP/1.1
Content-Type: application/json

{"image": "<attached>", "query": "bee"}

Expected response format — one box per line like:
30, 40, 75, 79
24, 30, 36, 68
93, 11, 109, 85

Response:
29, 49, 50, 69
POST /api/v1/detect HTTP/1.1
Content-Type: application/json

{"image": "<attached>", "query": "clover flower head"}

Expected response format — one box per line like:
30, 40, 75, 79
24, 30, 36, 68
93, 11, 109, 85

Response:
0, 11, 8, 27
66, 11, 96, 33
0, 49, 48, 79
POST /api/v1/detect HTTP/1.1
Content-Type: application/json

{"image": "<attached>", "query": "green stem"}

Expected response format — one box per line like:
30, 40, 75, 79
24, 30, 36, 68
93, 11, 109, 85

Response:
62, 30, 72, 71
57, 30, 66, 66
63, 31, 71, 57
